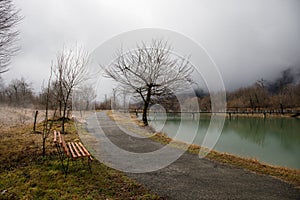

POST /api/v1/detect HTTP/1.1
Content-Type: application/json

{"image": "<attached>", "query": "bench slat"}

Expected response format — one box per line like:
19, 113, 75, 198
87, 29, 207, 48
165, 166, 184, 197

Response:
61, 135, 69, 157
75, 142, 86, 157
78, 142, 91, 156
58, 131, 62, 144
53, 130, 57, 143
67, 142, 77, 158
71, 142, 82, 158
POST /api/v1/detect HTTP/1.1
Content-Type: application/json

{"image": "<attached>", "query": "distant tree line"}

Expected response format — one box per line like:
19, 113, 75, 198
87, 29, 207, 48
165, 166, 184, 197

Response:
2, 66, 299, 117
214, 68, 300, 114
0, 77, 35, 107
226, 69, 300, 114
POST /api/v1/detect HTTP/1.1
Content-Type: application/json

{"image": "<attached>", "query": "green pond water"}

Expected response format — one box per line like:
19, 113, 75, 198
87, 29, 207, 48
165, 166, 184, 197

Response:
148, 114, 300, 169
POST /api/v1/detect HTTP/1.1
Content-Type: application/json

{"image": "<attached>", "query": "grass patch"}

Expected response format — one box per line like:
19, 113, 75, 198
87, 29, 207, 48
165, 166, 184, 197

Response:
0, 120, 163, 199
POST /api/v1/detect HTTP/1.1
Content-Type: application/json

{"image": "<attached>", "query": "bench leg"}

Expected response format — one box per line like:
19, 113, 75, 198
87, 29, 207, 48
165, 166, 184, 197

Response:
56, 144, 65, 170
55, 144, 70, 177
55, 143, 92, 176
64, 157, 70, 178
88, 157, 92, 174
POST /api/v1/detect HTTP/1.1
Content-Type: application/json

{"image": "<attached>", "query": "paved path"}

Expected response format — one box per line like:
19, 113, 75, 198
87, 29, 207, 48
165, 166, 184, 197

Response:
80, 111, 300, 200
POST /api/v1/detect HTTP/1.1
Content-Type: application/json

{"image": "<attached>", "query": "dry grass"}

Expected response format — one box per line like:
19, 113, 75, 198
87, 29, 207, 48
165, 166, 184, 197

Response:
0, 108, 163, 199
0, 106, 56, 129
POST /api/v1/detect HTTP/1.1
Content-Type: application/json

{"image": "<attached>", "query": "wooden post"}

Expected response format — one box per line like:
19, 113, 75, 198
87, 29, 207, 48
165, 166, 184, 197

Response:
33, 110, 38, 132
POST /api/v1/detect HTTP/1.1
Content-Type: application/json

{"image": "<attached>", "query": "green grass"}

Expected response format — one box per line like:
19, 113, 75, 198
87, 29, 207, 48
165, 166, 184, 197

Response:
0, 121, 162, 200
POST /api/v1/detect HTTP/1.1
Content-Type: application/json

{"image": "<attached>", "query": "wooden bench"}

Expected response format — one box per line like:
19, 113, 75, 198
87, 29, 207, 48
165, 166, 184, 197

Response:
53, 130, 93, 176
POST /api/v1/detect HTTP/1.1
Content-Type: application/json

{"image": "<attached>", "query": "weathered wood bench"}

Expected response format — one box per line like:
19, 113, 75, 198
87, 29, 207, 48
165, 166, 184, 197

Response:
53, 130, 93, 176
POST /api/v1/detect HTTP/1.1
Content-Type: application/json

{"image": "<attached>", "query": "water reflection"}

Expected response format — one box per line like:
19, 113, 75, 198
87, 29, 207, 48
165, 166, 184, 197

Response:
150, 114, 300, 169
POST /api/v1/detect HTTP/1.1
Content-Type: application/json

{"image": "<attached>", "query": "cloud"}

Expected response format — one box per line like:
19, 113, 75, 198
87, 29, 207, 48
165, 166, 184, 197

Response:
4, 0, 300, 93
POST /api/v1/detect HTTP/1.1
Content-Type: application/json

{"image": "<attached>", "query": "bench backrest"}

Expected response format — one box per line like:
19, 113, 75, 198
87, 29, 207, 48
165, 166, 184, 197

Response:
53, 130, 70, 157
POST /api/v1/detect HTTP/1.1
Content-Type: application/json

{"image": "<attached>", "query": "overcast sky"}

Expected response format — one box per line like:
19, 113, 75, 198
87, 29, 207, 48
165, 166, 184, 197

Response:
4, 0, 300, 93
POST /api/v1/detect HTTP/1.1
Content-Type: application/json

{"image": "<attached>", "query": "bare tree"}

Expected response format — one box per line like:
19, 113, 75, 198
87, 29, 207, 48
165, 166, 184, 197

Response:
105, 39, 193, 125
73, 85, 96, 113
0, 0, 22, 73
41, 67, 56, 157
49, 80, 63, 116
53, 46, 89, 133
38, 81, 57, 110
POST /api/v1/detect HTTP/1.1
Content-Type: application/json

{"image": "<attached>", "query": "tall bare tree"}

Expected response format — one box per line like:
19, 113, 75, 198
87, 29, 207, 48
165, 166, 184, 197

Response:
0, 0, 22, 73
105, 39, 193, 125
53, 46, 89, 133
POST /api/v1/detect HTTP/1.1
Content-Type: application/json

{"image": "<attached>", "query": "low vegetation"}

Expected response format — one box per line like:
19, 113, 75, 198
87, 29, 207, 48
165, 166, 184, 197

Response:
0, 118, 162, 199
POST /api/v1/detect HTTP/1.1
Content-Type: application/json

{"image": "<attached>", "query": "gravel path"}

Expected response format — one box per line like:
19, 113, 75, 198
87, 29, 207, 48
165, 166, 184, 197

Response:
80, 111, 300, 200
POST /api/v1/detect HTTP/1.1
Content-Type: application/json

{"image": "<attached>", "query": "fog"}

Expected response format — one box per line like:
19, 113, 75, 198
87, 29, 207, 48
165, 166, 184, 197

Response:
3, 0, 300, 93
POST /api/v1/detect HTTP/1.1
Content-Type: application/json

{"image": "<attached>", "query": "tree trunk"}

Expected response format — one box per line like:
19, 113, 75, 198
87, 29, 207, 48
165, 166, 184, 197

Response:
142, 102, 149, 126
142, 88, 152, 126
86, 100, 89, 110
280, 103, 284, 115
59, 100, 62, 117
62, 102, 67, 134
62, 115, 65, 134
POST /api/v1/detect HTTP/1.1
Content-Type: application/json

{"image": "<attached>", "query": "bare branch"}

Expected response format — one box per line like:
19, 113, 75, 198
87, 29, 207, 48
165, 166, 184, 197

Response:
104, 39, 193, 125
52, 45, 90, 133
0, 0, 22, 73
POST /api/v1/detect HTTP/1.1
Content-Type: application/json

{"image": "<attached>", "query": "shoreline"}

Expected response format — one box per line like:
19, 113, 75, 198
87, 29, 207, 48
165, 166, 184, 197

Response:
225, 112, 300, 119
108, 110, 300, 188
142, 111, 300, 119
153, 131, 300, 187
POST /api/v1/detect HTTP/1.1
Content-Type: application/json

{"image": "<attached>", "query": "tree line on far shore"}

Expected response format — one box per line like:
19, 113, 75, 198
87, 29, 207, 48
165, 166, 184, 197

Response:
197, 68, 300, 114
1, 66, 300, 116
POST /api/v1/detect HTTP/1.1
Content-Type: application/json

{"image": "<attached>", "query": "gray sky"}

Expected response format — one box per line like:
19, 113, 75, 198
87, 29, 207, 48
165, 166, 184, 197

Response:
4, 0, 300, 93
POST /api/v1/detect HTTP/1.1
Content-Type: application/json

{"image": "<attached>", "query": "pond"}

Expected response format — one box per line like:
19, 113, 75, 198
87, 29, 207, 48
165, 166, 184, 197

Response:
148, 114, 300, 169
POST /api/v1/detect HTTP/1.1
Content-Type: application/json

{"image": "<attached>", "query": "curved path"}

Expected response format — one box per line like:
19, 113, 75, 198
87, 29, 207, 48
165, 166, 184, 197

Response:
79, 111, 300, 200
